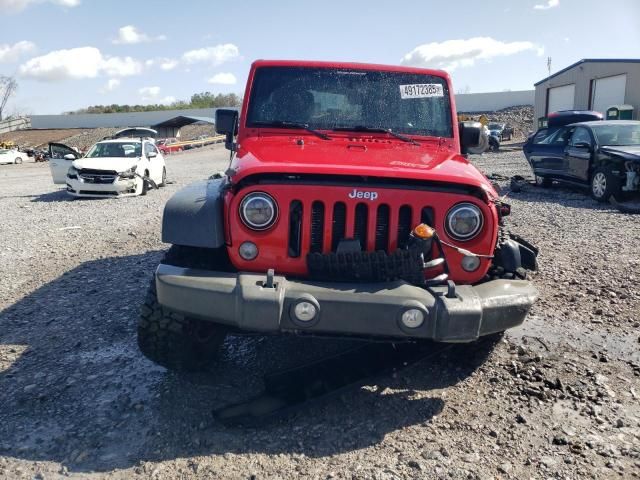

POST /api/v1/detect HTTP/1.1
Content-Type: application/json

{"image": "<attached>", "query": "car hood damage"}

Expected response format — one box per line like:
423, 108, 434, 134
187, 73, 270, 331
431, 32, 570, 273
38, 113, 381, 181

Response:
233, 136, 496, 195
72, 157, 139, 173
601, 145, 640, 161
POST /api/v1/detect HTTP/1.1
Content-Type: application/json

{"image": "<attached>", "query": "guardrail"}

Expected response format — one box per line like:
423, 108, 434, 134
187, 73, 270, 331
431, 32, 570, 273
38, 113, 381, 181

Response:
161, 134, 226, 153
0, 117, 31, 135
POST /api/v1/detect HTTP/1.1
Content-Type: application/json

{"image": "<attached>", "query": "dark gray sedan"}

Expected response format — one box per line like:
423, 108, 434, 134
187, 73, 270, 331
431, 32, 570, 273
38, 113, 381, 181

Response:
523, 120, 640, 201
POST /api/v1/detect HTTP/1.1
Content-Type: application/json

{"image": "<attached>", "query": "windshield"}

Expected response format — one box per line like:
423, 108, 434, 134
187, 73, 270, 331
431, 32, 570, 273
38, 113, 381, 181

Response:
488, 123, 503, 130
592, 124, 640, 146
246, 66, 453, 138
85, 142, 141, 158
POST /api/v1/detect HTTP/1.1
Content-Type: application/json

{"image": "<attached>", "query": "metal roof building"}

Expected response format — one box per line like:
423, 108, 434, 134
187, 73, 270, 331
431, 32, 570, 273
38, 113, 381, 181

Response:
30, 108, 217, 129
534, 59, 640, 124
151, 115, 215, 138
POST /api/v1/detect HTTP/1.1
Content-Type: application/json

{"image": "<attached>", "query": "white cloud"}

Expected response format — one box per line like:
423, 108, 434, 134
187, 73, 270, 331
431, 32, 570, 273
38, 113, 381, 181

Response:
112, 25, 166, 45
0, 0, 80, 12
0, 40, 36, 63
208, 72, 237, 85
19, 47, 143, 81
182, 43, 239, 66
159, 59, 178, 71
401, 37, 543, 72
534, 0, 559, 10
145, 58, 178, 71
104, 78, 120, 91
138, 86, 175, 105
101, 56, 142, 76
139, 86, 161, 98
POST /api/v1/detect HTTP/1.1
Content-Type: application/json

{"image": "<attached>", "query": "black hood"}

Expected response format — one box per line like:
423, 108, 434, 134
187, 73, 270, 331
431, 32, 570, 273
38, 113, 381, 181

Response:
601, 145, 640, 160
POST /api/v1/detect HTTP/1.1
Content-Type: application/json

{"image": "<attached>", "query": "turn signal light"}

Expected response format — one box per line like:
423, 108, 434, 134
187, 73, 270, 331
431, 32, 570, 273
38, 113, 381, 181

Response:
413, 223, 435, 239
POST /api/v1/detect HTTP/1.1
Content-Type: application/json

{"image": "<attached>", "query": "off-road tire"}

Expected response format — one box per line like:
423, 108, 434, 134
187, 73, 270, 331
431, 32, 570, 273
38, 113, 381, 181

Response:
137, 245, 231, 371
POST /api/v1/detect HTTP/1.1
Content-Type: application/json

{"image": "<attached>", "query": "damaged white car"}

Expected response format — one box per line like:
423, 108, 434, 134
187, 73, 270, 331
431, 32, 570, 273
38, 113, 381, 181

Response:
49, 128, 166, 198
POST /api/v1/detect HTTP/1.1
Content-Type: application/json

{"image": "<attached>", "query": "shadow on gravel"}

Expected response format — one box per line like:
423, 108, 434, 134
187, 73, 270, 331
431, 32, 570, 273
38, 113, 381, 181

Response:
0, 252, 497, 474
29, 189, 75, 203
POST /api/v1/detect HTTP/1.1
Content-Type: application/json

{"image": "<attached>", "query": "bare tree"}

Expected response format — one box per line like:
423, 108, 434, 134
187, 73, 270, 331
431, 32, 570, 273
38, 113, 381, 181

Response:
0, 76, 18, 121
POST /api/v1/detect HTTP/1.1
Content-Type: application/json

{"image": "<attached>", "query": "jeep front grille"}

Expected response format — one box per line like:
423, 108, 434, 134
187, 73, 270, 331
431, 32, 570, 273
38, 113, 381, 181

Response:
289, 200, 434, 255
228, 183, 495, 283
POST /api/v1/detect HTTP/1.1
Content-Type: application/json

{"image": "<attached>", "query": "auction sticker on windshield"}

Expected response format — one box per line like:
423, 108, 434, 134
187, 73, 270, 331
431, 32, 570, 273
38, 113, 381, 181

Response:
400, 84, 444, 99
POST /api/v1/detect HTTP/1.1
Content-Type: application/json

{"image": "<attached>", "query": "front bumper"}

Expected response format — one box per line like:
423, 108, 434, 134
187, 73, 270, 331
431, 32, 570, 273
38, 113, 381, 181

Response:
66, 177, 142, 198
155, 265, 538, 342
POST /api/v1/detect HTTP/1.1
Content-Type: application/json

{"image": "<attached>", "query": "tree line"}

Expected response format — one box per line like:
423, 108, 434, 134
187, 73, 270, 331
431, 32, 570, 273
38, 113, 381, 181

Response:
70, 92, 242, 114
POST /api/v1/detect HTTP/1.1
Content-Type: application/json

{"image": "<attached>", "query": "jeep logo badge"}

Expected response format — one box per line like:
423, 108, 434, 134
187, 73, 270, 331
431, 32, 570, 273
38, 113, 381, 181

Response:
348, 189, 378, 201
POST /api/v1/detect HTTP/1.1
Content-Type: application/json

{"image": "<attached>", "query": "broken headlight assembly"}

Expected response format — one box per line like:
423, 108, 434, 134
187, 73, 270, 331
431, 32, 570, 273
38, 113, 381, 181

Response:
67, 166, 79, 179
118, 165, 138, 179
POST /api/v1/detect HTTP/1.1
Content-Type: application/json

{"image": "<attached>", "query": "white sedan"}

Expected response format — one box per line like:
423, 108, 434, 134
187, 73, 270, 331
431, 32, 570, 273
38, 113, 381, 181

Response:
49, 128, 166, 198
0, 149, 25, 165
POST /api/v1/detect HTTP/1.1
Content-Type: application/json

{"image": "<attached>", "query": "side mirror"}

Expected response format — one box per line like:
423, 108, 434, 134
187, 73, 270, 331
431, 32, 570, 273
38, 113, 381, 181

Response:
459, 121, 484, 154
63, 153, 76, 160
215, 109, 239, 150
147, 151, 157, 158
573, 141, 592, 151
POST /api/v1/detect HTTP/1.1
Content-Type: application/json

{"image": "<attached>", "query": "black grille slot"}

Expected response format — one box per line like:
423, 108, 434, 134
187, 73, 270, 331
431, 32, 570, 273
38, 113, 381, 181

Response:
310, 201, 324, 253
331, 202, 346, 251
353, 203, 368, 250
375, 204, 390, 251
307, 247, 425, 285
421, 207, 434, 226
288, 200, 303, 258
397, 205, 412, 249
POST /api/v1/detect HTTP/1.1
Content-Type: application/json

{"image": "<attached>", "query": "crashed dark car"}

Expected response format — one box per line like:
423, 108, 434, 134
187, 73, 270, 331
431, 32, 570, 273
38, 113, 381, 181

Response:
528, 110, 603, 143
487, 122, 513, 141
523, 120, 640, 201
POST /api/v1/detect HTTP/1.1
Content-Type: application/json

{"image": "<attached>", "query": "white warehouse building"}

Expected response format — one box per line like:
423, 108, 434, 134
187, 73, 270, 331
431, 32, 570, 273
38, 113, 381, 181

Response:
534, 58, 640, 126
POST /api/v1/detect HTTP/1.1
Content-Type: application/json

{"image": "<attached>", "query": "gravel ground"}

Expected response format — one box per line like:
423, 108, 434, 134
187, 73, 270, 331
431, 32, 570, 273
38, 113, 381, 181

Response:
1, 146, 639, 480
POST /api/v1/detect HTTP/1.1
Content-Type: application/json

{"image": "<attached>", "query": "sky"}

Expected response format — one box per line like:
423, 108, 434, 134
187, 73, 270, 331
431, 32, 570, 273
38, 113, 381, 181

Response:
1, 0, 639, 115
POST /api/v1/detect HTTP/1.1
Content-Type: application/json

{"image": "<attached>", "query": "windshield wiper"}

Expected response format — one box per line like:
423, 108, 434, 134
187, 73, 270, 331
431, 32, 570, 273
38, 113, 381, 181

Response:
332, 126, 419, 145
251, 120, 331, 140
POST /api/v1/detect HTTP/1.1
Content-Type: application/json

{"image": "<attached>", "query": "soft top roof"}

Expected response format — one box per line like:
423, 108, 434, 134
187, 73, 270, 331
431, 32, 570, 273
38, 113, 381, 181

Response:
251, 59, 449, 79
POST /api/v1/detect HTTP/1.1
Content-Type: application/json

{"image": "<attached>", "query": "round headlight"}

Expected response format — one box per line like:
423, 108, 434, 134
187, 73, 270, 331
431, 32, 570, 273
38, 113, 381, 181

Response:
445, 203, 483, 241
239, 192, 278, 230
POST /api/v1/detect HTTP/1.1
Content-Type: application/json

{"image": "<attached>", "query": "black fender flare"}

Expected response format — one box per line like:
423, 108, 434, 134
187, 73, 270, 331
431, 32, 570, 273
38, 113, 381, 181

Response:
162, 178, 227, 248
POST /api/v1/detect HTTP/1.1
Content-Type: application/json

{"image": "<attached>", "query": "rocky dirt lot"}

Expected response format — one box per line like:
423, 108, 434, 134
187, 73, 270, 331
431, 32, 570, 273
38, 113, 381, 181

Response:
0, 146, 639, 480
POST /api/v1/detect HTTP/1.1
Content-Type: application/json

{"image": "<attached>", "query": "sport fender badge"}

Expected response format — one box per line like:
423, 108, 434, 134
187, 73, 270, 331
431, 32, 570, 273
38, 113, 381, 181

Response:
400, 84, 444, 99
348, 189, 379, 201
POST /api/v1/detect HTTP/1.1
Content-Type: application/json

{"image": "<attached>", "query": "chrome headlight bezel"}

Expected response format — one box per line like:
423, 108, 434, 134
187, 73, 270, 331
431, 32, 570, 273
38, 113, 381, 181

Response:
239, 192, 278, 231
445, 202, 484, 241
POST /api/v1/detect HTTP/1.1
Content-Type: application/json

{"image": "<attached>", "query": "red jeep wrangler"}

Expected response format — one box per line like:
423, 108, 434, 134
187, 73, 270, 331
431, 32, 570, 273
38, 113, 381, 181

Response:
138, 60, 538, 371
